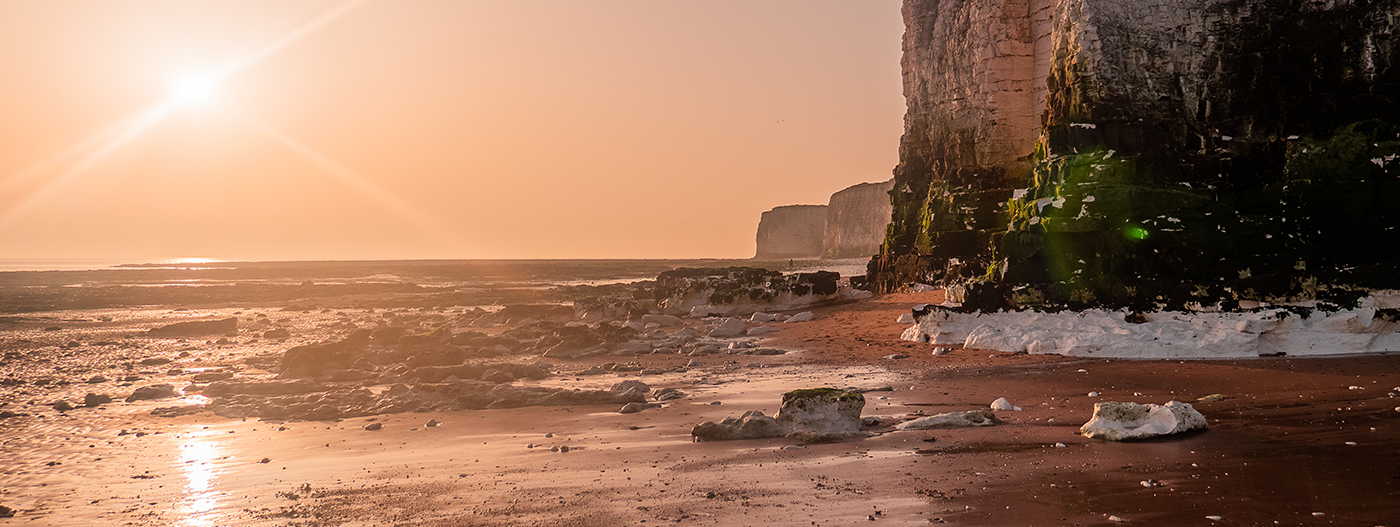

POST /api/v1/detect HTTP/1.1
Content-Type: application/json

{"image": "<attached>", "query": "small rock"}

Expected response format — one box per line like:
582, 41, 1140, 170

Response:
1079, 401, 1208, 441
782, 445, 804, 450
363, 422, 383, 431
1196, 394, 1227, 402
52, 400, 74, 412
125, 384, 177, 403
84, 393, 112, 407
1311, 512, 1325, 517
1088, 392, 1100, 397
259, 458, 272, 464
883, 354, 909, 360
0, 504, 14, 518
559, 445, 570, 453
785, 312, 815, 323
1206, 516, 1223, 521
990, 397, 1022, 411
932, 347, 949, 356
1108, 515, 1127, 523
86, 376, 109, 384
426, 419, 440, 428
1140, 479, 1162, 487
897, 313, 916, 324
544, 433, 553, 438
550, 446, 559, 452
709, 401, 722, 405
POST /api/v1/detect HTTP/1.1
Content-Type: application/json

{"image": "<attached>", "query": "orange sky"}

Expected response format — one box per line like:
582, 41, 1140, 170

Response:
0, 1, 904, 263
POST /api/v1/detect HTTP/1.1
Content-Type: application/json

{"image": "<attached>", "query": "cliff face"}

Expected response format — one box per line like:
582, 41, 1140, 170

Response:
823, 180, 896, 259
872, 0, 1400, 309
755, 205, 827, 259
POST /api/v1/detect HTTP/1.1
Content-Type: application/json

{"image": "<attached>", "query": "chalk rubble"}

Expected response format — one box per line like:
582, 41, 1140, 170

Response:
1079, 401, 1208, 441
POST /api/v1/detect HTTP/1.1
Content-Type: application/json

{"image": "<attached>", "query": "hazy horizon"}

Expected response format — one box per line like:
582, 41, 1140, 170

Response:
0, 1, 904, 264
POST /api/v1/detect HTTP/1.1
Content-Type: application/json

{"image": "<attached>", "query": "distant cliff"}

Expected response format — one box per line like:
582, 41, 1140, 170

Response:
755, 205, 827, 259
823, 180, 895, 259
870, 0, 1400, 310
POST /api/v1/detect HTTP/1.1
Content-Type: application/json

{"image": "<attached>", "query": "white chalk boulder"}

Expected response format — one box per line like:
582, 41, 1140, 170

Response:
707, 317, 747, 337
785, 311, 815, 323
1079, 401, 1208, 441
896, 410, 999, 430
990, 397, 1022, 411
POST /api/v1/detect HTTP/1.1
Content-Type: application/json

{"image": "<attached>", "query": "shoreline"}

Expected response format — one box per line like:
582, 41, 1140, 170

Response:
1, 287, 1398, 526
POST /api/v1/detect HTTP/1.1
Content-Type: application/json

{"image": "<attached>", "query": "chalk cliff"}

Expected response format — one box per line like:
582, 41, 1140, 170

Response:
755, 205, 827, 259
870, 0, 1400, 310
823, 180, 895, 259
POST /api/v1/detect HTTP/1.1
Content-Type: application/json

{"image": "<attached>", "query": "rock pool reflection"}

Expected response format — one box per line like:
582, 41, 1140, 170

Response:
176, 429, 224, 526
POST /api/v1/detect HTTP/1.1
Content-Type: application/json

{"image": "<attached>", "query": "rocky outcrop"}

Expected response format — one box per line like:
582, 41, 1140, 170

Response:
823, 180, 896, 259
755, 205, 827, 259
653, 267, 867, 316
870, 0, 1400, 310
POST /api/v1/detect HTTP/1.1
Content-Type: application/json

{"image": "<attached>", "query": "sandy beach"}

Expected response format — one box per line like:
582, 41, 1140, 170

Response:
2, 278, 1399, 527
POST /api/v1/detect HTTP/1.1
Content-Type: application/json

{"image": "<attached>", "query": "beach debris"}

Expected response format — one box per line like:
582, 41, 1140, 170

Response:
1196, 393, 1227, 402
125, 384, 177, 402
363, 422, 383, 431
990, 397, 1022, 411
147, 317, 237, 337
692, 388, 865, 442
1079, 401, 1208, 441
896, 410, 999, 430
786, 312, 816, 323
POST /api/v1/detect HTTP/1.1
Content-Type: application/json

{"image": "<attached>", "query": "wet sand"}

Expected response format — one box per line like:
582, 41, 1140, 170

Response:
2, 289, 1398, 526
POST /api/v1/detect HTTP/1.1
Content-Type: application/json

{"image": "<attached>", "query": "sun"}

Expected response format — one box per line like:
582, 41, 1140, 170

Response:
171, 72, 217, 106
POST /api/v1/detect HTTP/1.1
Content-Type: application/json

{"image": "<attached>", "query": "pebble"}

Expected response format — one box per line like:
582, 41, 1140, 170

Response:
559, 445, 570, 453
883, 354, 909, 360
426, 419, 440, 427
1054, 443, 1067, 448
1345, 441, 1358, 446
550, 446, 559, 452
1312, 512, 1325, 517
545, 433, 553, 437
1077, 369, 1088, 373
782, 445, 804, 451
709, 401, 722, 405
1348, 385, 1363, 390
932, 347, 949, 356
1088, 392, 1100, 397
1108, 515, 1127, 523
363, 423, 383, 431
1206, 516, 1223, 521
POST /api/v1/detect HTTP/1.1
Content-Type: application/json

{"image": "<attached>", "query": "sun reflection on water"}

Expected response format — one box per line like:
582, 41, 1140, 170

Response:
177, 431, 224, 526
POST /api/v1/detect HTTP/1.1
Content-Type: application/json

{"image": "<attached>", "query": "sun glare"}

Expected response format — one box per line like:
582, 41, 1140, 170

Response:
172, 73, 216, 106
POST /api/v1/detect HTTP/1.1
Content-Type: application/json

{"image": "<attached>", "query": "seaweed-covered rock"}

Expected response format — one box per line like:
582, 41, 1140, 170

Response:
655, 267, 856, 316
691, 388, 866, 442
870, 0, 1400, 311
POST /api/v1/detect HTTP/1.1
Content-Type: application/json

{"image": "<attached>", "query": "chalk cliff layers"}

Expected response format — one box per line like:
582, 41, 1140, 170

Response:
870, 0, 1400, 310
755, 205, 827, 259
824, 180, 896, 259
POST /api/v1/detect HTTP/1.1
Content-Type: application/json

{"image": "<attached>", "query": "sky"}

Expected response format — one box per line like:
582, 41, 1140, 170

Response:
0, 0, 905, 264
